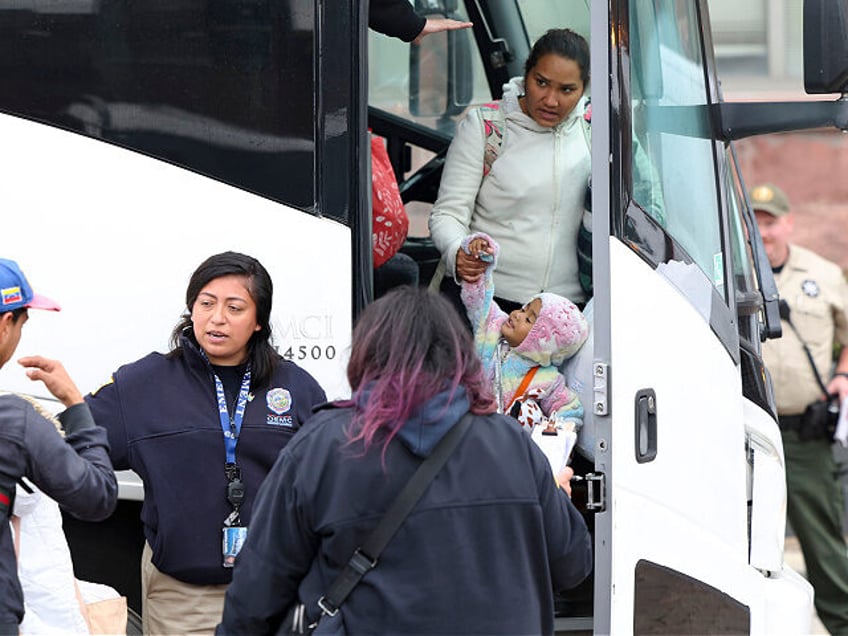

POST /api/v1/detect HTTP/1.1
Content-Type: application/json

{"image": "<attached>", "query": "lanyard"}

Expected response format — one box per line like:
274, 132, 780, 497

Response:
213, 367, 252, 465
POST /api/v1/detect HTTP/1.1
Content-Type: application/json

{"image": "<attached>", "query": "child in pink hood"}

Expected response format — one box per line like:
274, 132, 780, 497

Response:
460, 233, 589, 465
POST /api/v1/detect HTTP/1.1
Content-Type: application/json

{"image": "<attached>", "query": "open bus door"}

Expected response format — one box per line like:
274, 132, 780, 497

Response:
588, 0, 848, 633
589, 1, 796, 633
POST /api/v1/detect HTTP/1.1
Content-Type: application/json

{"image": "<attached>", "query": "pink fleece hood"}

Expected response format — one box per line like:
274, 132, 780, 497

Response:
513, 292, 588, 366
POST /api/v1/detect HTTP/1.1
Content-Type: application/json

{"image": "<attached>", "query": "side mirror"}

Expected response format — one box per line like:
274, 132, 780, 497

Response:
804, 0, 848, 94
409, 14, 473, 118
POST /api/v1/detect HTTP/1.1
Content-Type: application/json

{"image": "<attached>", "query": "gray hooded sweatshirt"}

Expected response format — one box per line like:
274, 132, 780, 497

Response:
429, 76, 591, 304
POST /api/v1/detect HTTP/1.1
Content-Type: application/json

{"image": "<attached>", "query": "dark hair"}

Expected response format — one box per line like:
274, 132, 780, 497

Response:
524, 28, 590, 85
346, 286, 495, 456
0, 307, 27, 323
169, 251, 277, 388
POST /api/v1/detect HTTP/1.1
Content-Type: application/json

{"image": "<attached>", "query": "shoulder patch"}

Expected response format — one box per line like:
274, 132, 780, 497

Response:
89, 376, 115, 397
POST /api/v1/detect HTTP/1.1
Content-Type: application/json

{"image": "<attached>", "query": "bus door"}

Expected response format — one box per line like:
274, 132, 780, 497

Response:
590, 1, 753, 632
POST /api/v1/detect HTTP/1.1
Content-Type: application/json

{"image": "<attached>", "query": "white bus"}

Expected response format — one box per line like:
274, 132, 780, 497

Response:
3, 0, 848, 632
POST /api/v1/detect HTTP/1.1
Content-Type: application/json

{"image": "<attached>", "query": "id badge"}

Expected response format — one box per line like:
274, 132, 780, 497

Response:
222, 526, 248, 568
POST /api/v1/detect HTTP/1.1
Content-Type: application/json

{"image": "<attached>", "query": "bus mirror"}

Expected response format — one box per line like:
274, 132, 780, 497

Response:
409, 14, 473, 118
803, 0, 848, 94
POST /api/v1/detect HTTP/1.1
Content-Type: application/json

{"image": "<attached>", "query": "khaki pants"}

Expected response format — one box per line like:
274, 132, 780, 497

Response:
141, 542, 228, 635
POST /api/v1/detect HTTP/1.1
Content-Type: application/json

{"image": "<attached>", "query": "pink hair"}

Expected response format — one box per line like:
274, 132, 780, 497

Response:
346, 287, 495, 457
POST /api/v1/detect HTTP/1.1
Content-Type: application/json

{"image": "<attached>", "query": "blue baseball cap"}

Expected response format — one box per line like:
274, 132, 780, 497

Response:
0, 259, 60, 312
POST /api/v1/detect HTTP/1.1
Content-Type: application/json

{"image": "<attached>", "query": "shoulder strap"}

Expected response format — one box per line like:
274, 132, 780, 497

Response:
781, 305, 831, 396
581, 99, 592, 150
506, 366, 540, 413
481, 98, 591, 177
316, 412, 475, 619
480, 102, 506, 177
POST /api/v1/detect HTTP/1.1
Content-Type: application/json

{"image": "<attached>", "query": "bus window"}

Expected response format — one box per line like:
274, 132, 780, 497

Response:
517, 0, 590, 45
628, 0, 725, 299
0, 2, 317, 212
368, 3, 489, 139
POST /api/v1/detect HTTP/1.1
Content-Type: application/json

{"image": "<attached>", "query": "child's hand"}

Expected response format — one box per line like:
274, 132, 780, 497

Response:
467, 238, 494, 262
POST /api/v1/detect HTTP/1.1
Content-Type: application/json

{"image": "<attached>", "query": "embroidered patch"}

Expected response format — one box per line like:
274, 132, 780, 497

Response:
1, 286, 22, 306
266, 414, 294, 427
802, 279, 820, 298
266, 388, 292, 415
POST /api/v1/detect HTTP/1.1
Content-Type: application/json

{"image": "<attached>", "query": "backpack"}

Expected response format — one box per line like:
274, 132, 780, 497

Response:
479, 98, 592, 176
479, 100, 594, 296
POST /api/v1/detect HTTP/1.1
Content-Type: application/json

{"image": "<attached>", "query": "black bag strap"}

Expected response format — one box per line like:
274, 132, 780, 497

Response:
780, 301, 831, 397
316, 412, 474, 619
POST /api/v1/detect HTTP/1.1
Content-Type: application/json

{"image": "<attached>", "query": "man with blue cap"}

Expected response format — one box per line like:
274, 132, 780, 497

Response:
0, 258, 117, 634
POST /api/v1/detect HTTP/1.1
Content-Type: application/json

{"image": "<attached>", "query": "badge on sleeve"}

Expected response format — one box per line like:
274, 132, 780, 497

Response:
802, 279, 820, 298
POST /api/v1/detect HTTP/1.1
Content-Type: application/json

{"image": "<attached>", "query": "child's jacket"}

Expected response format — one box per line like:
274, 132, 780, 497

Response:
460, 233, 589, 426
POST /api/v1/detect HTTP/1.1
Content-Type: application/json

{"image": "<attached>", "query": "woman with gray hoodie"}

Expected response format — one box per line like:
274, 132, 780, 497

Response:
429, 28, 591, 312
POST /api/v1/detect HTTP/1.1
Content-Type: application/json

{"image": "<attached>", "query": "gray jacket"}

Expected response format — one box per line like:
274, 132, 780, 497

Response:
429, 77, 591, 304
0, 394, 117, 632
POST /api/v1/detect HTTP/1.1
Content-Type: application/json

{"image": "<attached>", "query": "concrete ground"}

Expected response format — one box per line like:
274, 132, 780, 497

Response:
784, 536, 828, 634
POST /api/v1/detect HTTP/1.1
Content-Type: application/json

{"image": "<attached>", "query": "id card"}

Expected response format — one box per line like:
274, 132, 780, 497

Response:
222, 526, 248, 568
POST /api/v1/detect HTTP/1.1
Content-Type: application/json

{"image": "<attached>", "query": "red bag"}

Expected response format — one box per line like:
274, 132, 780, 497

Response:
371, 134, 409, 268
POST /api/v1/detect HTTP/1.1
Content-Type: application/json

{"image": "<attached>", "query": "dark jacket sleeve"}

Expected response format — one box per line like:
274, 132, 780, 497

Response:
217, 443, 314, 634
369, 0, 426, 42
85, 375, 131, 471
528, 434, 593, 591
24, 401, 118, 522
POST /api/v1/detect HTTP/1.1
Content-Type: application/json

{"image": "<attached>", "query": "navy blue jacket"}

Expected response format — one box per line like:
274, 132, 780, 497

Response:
0, 396, 117, 633
85, 334, 326, 585
218, 403, 592, 634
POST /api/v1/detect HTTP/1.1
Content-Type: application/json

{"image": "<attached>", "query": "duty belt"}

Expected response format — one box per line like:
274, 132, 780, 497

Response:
778, 414, 804, 432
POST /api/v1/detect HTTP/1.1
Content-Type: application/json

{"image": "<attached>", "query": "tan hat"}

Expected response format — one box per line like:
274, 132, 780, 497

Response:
749, 183, 791, 217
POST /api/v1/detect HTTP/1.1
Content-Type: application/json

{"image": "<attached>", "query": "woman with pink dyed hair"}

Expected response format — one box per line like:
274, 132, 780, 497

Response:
218, 287, 592, 635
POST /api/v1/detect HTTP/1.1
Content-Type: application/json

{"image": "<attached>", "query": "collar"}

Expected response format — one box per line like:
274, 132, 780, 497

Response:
356, 386, 471, 458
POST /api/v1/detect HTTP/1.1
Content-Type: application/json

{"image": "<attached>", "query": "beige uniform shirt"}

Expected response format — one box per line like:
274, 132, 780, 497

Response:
762, 244, 848, 415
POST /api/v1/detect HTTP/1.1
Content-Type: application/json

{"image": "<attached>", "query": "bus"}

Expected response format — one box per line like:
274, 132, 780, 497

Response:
3, 0, 847, 632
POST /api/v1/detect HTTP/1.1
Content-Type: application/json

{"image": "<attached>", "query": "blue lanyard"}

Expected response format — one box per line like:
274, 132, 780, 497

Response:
213, 367, 252, 465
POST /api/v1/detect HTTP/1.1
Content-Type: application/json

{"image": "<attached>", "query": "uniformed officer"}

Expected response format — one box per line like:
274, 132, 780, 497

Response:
752, 183, 848, 635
